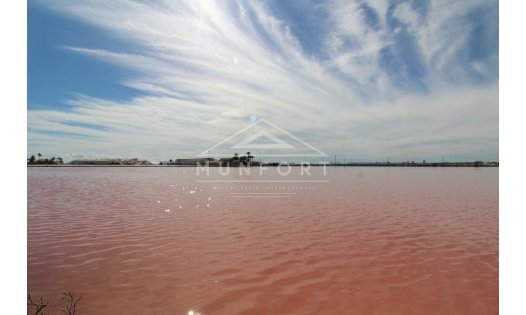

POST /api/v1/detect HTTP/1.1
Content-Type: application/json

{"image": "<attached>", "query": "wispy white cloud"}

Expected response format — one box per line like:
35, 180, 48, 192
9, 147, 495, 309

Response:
28, 0, 498, 162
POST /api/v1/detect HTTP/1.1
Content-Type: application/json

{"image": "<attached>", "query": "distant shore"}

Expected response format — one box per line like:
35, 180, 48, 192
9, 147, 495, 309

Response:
27, 162, 498, 168
28, 155, 498, 168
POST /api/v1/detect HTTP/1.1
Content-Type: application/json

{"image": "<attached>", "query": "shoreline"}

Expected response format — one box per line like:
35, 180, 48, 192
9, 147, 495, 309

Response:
27, 164, 499, 168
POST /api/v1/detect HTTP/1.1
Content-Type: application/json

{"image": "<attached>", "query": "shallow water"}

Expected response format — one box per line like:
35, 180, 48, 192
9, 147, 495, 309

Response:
28, 167, 498, 314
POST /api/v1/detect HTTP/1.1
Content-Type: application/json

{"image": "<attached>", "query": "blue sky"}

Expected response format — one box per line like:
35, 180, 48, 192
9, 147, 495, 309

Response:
28, 0, 498, 162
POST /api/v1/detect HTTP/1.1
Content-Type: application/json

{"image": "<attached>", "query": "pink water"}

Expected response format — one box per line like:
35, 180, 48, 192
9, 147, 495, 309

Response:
28, 167, 498, 314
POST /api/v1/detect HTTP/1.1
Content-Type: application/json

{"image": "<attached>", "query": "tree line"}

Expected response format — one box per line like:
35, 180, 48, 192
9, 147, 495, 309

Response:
27, 153, 63, 165
231, 152, 254, 165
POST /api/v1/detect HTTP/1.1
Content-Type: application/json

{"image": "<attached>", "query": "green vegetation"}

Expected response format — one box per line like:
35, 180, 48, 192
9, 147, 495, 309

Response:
27, 153, 63, 165
238, 152, 254, 165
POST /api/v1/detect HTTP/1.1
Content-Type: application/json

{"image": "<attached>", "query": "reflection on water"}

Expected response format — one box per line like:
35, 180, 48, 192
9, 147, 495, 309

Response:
28, 167, 498, 314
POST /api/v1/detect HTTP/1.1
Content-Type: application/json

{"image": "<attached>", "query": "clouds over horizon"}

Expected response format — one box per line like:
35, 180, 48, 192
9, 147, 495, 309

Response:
28, 0, 498, 162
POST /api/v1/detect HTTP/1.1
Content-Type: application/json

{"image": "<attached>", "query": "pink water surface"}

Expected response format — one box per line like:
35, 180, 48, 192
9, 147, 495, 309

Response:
28, 166, 498, 314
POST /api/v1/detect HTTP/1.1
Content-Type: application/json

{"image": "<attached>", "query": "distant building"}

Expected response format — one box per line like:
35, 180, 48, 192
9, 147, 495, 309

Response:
173, 158, 217, 165
69, 158, 152, 165
218, 157, 238, 165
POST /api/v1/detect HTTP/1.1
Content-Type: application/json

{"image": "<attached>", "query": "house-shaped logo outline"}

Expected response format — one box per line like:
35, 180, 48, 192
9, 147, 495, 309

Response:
197, 118, 328, 157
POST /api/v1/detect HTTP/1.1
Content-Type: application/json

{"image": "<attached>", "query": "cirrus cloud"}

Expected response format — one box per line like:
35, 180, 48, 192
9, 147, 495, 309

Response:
28, 0, 498, 162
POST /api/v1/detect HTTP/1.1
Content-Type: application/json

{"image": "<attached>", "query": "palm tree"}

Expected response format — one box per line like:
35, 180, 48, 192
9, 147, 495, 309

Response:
246, 152, 254, 163
28, 155, 36, 165
57, 157, 63, 164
